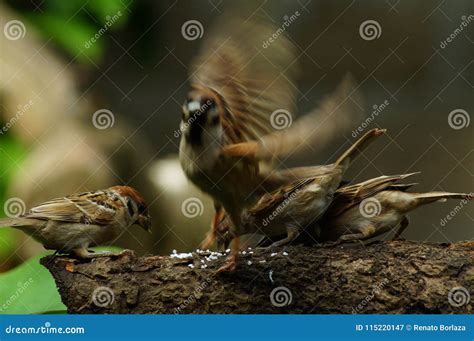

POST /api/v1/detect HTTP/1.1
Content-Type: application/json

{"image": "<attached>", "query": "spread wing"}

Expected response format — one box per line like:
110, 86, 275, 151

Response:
221, 75, 364, 160
24, 192, 118, 225
190, 15, 298, 145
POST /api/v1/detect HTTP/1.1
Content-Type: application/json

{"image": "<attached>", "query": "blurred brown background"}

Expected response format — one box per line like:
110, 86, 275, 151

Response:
0, 0, 472, 270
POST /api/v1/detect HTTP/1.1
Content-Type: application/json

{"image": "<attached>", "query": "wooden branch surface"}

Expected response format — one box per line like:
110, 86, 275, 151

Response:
40, 240, 474, 314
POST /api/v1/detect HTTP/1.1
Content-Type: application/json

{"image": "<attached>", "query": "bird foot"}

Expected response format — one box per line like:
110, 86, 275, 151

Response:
216, 256, 237, 273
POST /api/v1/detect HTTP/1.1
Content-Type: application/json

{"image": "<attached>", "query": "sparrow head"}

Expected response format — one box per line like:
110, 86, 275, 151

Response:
181, 85, 223, 146
111, 186, 152, 232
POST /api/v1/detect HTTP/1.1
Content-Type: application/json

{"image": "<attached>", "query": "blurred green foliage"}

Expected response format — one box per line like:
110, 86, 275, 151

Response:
0, 247, 122, 314
0, 133, 26, 260
0, 252, 66, 314
19, 0, 132, 63
1, 0, 134, 314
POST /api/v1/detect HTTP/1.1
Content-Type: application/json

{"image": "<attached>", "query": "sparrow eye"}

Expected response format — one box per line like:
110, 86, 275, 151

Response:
137, 203, 146, 214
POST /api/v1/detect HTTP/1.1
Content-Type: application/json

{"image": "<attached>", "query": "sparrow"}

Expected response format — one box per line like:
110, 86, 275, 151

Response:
0, 186, 152, 258
316, 173, 473, 244
179, 16, 364, 260
235, 128, 386, 250
215, 172, 473, 249
212, 128, 385, 270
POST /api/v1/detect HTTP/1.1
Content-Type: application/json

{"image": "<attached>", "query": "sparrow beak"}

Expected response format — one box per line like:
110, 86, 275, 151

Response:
136, 214, 153, 233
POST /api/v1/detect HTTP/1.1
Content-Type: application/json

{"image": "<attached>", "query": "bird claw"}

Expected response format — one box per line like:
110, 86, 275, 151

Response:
216, 255, 238, 273
216, 260, 237, 273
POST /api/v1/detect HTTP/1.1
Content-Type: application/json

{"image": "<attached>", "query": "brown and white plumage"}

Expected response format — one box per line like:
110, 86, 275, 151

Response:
188, 16, 298, 145
237, 128, 385, 248
179, 16, 366, 270
180, 16, 300, 257
221, 74, 363, 162
317, 174, 473, 244
0, 186, 152, 257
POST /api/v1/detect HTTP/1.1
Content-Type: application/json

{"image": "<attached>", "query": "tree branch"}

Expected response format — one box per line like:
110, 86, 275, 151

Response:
40, 240, 473, 314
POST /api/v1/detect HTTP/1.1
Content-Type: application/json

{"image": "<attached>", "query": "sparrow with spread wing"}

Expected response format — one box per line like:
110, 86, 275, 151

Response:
0, 186, 152, 258
179, 16, 364, 259
179, 16, 298, 253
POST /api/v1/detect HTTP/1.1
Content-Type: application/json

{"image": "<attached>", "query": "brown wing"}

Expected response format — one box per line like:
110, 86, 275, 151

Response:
325, 173, 420, 217
190, 15, 298, 145
221, 75, 364, 160
24, 192, 117, 225
248, 178, 315, 216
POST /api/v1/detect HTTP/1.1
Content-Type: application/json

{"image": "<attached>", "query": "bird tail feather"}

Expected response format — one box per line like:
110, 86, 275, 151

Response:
413, 192, 473, 205
334, 128, 386, 170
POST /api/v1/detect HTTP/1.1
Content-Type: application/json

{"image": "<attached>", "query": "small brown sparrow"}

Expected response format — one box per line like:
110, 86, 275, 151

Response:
210, 128, 385, 270
236, 128, 385, 249
317, 173, 473, 244
179, 17, 364, 269
180, 17, 299, 254
0, 186, 152, 258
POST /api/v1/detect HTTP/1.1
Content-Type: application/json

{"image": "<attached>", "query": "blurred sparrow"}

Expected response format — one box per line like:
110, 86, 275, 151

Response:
0, 186, 152, 258
179, 16, 364, 262
317, 173, 473, 244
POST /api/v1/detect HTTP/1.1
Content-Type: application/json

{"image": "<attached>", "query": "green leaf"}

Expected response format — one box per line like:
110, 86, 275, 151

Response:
0, 135, 26, 259
0, 247, 122, 314
0, 253, 65, 314
87, 0, 131, 26
26, 14, 104, 63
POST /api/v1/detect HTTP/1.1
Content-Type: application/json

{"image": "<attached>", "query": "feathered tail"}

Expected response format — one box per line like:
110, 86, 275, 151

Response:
412, 192, 473, 206
334, 128, 386, 171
